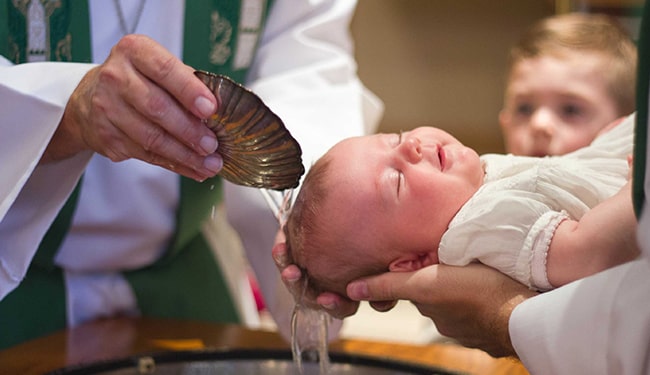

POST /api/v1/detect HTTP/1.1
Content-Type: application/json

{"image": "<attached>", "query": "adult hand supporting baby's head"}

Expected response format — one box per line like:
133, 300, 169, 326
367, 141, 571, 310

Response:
272, 231, 360, 318
346, 263, 539, 358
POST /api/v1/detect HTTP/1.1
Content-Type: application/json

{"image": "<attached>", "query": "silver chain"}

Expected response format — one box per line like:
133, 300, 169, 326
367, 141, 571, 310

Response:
112, 0, 147, 35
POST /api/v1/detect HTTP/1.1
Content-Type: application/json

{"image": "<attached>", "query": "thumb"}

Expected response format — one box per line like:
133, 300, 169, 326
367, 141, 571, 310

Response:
346, 270, 417, 302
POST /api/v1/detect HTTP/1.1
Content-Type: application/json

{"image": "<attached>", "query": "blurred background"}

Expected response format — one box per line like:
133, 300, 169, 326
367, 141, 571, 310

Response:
350, 0, 644, 154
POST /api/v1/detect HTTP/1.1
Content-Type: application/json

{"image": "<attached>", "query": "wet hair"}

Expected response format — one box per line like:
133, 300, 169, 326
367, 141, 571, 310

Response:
284, 154, 388, 296
284, 156, 331, 274
507, 12, 637, 115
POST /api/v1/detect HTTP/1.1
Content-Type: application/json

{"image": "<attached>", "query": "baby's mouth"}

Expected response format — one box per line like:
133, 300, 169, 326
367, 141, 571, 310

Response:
438, 146, 446, 171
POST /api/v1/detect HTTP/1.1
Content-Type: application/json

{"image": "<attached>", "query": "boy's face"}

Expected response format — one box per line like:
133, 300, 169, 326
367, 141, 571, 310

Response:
322, 127, 484, 262
500, 53, 620, 156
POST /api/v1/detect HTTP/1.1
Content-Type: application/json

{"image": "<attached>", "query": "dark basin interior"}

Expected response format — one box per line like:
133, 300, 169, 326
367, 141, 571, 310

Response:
47, 348, 467, 375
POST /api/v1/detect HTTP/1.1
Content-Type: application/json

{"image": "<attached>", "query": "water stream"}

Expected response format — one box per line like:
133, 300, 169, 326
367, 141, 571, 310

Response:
261, 188, 332, 374
290, 285, 331, 374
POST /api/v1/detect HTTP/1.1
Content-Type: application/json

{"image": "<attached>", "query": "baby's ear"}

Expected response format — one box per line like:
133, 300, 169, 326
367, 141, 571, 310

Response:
388, 253, 437, 272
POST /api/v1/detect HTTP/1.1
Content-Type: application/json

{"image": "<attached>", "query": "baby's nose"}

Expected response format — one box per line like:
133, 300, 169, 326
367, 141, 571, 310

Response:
399, 137, 422, 163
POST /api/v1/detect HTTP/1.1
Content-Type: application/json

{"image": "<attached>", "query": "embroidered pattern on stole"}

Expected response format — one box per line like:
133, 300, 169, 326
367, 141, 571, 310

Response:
9, 0, 74, 63
208, 0, 267, 71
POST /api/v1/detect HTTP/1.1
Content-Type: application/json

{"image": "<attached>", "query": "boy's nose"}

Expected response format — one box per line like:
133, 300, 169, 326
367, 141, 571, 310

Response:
399, 137, 423, 163
530, 109, 555, 137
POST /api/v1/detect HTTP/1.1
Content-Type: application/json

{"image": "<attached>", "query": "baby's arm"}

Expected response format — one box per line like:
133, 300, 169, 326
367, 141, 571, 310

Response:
546, 181, 639, 287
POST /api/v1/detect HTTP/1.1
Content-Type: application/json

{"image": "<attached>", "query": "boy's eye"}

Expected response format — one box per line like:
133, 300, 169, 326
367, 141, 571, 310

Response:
514, 103, 533, 116
561, 104, 583, 118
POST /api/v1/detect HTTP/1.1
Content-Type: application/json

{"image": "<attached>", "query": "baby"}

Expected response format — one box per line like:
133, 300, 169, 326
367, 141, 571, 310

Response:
284, 114, 639, 297
499, 12, 637, 156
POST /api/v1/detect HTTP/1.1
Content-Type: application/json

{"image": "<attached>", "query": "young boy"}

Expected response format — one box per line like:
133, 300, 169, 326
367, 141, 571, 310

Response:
499, 13, 637, 156
284, 115, 638, 297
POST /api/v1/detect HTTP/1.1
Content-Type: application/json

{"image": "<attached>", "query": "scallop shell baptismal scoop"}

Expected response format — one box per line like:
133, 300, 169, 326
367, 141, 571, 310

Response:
195, 71, 305, 190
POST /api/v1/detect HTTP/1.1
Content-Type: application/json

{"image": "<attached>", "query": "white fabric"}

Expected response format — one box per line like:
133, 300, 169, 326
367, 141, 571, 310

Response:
439, 115, 633, 290
0, 0, 383, 340
0, 59, 95, 294
510, 113, 650, 373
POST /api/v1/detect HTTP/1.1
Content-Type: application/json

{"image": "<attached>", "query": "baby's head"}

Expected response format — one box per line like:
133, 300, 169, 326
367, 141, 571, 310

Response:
284, 127, 484, 296
283, 154, 389, 297
500, 12, 637, 156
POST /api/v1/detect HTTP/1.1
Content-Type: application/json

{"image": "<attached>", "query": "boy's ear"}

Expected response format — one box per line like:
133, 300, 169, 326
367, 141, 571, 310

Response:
498, 109, 511, 131
388, 253, 437, 272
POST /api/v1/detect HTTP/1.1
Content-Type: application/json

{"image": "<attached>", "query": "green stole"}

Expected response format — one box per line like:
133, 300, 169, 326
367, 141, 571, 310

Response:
0, 0, 273, 349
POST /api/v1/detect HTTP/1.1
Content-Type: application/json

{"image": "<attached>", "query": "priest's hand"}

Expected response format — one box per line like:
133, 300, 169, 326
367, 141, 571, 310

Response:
45, 34, 222, 181
346, 263, 539, 358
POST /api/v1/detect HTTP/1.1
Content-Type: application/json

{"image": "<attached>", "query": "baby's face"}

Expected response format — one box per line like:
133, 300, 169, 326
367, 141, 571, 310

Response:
500, 53, 620, 156
321, 127, 484, 261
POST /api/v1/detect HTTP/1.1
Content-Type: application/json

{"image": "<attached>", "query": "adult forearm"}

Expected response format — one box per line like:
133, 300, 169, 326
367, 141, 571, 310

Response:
546, 181, 639, 286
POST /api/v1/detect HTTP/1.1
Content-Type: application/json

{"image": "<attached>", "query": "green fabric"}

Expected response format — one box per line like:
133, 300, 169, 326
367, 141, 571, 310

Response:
67, 0, 91, 63
167, 176, 223, 262
0, 265, 66, 350
3, 1, 24, 62
0, 2, 7, 57
183, 0, 274, 83
0, 0, 278, 348
0, 183, 81, 349
0, 1, 89, 63
124, 232, 239, 323
634, 3, 650, 217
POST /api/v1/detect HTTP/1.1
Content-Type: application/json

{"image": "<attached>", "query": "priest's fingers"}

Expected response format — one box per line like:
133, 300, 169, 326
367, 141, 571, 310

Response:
61, 66, 220, 179
108, 35, 218, 157
116, 34, 217, 120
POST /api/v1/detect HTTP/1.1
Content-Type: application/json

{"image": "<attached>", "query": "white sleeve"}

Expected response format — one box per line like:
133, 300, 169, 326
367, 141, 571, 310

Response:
510, 253, 650, 374
224, 0, 383, 341
0, 60, 94, 219
0, 59, 95, 299
509, 116, 650, 374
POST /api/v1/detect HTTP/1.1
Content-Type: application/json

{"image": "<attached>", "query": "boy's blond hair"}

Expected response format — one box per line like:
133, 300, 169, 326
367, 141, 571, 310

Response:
507, 12, 637, 115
